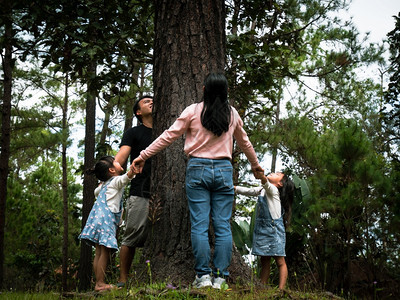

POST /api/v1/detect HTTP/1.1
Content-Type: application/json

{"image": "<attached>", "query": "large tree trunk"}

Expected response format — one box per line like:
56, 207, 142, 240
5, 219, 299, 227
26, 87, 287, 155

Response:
78, 61, 98, 291
0, 3, 13, 288
145, 0, 250, 286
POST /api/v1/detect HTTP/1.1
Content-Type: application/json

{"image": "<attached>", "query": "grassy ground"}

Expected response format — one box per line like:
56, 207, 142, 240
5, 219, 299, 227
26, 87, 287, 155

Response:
0, 284, 343, 299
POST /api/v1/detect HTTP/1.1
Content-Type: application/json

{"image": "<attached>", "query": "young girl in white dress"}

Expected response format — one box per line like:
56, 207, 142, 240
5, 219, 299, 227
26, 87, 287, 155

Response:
235, 172, 294, 290
79, 156, 136, 292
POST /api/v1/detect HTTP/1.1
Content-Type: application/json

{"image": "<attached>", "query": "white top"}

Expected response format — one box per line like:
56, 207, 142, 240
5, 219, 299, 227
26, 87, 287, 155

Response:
235, 179, 281, 219
94, 173, 135, 213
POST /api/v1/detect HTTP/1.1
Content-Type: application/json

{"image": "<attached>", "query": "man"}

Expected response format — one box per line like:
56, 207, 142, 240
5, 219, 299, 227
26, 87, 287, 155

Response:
115, 95, 153, 287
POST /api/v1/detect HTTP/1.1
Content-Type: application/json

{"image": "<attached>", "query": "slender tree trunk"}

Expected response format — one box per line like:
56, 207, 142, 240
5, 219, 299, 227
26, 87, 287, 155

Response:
123, 64, 140, 132
62, 73, 69, 291
79, 61, 98, 291
230, 0, 243, 187
0, 4, 13, 288
271, 97, 280, 172
98, 97, 112, 156
145, 0, 250, 285
345, 224, 352, 294
120, 64, 140, 171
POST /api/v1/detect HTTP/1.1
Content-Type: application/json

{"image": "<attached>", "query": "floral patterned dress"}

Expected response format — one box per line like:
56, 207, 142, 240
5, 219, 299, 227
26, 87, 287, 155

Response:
79, 178, 122, 251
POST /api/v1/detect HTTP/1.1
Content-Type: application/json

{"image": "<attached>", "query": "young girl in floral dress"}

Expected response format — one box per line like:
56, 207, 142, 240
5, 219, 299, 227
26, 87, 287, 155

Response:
79, 156, 136, 292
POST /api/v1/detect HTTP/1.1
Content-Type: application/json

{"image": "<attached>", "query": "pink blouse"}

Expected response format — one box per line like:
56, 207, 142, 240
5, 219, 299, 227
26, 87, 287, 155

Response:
139, 102, 260, 167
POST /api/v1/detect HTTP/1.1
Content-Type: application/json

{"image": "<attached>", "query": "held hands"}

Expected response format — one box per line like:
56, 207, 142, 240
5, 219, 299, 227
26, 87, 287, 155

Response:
127, 164, 138, 179
255, 170, 268, 184
130, 156, 145, 174
251, 164, 264, 177
252, 164, 267, 184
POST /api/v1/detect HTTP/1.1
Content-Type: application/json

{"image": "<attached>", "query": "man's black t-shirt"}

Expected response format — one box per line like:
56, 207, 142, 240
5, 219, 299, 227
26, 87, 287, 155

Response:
120, 124, 152, 198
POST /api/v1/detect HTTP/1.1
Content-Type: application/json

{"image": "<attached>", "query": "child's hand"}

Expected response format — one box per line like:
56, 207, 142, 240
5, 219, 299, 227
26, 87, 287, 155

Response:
127, 166, 138, 179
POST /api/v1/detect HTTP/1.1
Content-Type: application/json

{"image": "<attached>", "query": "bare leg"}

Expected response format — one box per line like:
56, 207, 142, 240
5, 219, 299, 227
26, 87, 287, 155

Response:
94, 245, 112, 291
274, 256, 288, 290
118, 245, 135, 283
260, 256, 271, 285
93, 244, 100, 277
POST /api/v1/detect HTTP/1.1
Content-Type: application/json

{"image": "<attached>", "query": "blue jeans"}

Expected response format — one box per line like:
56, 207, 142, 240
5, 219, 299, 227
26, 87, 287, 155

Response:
185, 157, 234, 277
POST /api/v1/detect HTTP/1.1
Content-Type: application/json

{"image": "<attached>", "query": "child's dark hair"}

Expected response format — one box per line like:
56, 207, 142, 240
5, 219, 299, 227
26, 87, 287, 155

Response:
86, 156, 114, 182
279, 174, 295, 229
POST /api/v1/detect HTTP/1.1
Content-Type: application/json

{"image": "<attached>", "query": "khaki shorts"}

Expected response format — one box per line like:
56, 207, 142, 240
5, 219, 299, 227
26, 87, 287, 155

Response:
121, 196, 149, 248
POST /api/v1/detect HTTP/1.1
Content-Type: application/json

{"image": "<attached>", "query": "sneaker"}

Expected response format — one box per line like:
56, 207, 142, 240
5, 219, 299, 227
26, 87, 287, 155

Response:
192, 274, 213, 288
212, 277, 228, 290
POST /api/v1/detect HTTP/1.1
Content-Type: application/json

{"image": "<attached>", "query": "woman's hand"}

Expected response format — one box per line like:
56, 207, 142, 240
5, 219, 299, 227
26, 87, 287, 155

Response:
251, 164, 264, 177
131, 156, 145, 174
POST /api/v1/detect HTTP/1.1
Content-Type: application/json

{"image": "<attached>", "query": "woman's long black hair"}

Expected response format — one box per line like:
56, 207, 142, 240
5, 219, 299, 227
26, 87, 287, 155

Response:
201, 72, 231, 136
86, 156, 114, 182
279, 174, 295, 229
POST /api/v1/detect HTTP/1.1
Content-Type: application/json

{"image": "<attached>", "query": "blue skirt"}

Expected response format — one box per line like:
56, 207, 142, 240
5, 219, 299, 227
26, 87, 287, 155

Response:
251, 195, 286, 257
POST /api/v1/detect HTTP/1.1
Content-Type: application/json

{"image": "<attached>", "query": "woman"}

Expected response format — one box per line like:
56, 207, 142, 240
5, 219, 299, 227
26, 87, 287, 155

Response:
131, 72, 263, 289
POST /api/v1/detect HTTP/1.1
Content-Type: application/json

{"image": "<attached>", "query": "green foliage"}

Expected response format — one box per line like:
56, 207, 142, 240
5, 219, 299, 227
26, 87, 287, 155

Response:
384, 12, 400, 160
282, 116, 399, 296
226, 0, 385, 162
232, 209, 256, 256
386, 12, 400, 102
4, 158, 82, 290
35, 0, 154, 89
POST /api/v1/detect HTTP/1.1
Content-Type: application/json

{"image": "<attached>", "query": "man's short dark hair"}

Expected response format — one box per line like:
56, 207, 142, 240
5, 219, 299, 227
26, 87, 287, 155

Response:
133, 95, 153, 123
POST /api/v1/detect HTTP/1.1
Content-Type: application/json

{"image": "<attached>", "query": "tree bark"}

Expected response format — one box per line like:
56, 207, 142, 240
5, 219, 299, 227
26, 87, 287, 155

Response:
144, 0, 250, 286
78, 61, 98, 291
0, 3, 13, 288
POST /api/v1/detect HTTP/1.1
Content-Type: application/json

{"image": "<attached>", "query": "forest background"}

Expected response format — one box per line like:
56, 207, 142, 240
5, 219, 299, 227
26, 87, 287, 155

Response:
1, 0, 399, 299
